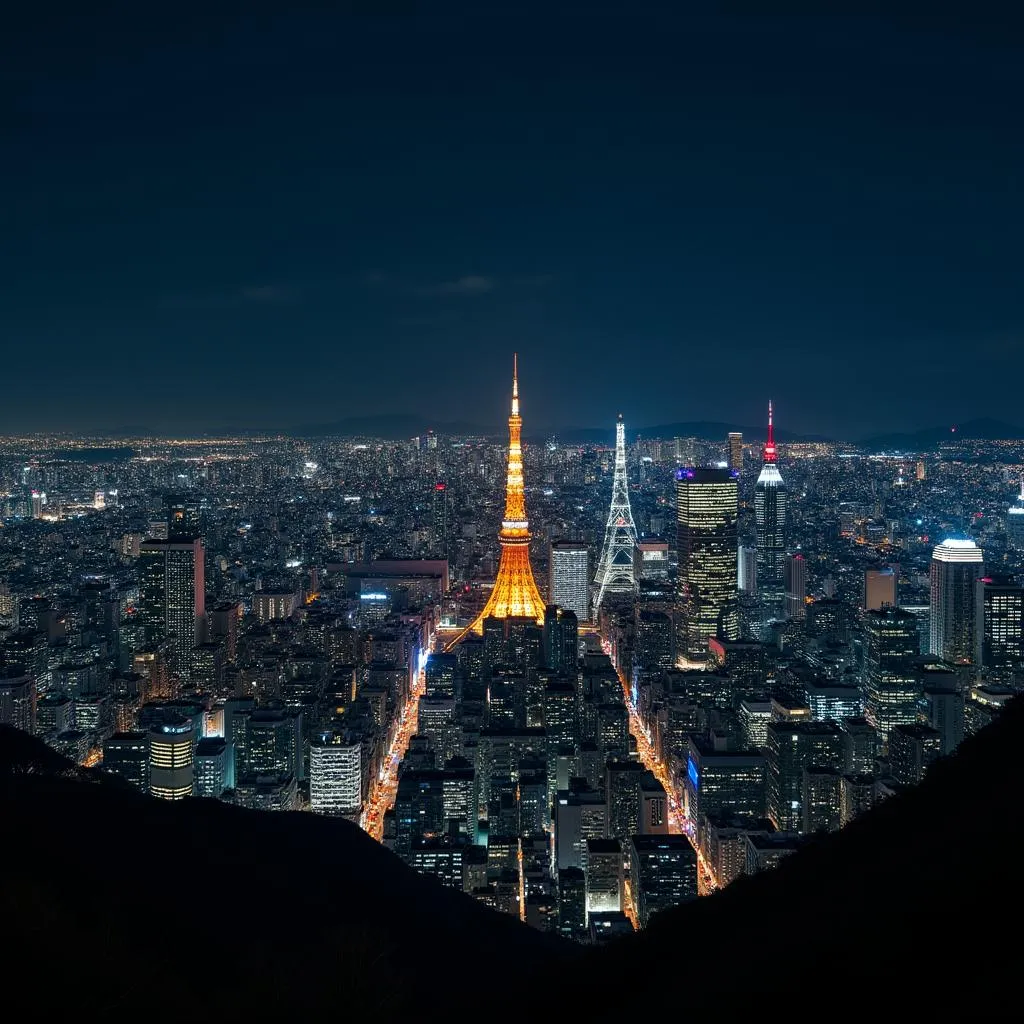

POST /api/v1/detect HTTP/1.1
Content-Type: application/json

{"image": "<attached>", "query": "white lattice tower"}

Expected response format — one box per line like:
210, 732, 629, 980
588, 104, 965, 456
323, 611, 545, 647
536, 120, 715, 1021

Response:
593, 415, 639, 616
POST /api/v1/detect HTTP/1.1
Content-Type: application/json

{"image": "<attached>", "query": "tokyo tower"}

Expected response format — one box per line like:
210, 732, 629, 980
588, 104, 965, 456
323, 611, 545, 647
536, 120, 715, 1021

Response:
447, 355, 546, 649
593, 414, 638, 616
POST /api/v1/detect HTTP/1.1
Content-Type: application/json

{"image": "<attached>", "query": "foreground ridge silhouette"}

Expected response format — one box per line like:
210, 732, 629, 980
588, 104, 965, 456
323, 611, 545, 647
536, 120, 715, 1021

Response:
2, 699, 1022, 1018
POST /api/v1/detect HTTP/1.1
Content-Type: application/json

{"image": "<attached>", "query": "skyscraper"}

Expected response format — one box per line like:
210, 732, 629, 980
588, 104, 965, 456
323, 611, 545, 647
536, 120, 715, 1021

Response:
1006, 482, 1024, 550
148, 718, 195, 800
784, 553, 806, 620
676, 467, 739, 660
431, 482, 448, 559
863, 607, 920, 742
975, 575, 1024, 673
929, 539, 984, 664
165, 494, 202, 540
549, 541, 590, 622
593, 415, 639, 614
139, 538, 205, 679
754, 402, 788, 625
727, 432, 743, 472
448, 356, 545, 647
309, 732, 362, 815
864, 567, 897, 611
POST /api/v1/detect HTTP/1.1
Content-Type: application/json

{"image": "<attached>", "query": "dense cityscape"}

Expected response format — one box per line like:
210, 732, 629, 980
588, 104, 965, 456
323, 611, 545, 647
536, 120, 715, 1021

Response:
1, 358, 1021, 942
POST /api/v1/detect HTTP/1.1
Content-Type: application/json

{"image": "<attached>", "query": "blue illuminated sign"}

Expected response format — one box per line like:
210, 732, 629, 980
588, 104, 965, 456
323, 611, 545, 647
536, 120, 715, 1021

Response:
687, 756, 700, 790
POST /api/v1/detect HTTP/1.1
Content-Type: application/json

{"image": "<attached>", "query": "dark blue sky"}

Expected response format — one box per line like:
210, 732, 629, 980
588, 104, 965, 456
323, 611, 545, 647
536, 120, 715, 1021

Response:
4, 6, 1023, 438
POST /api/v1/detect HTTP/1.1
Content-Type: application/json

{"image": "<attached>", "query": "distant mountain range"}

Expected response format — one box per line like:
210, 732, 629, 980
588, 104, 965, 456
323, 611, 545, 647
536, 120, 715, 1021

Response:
291, 415, 823, 444
862, 418, 1024, 450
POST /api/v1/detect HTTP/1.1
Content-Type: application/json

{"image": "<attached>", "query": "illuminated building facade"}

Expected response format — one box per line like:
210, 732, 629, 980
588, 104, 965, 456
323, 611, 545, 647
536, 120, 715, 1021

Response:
148, 718, 195, 800
102, 731, 149, 792
784, 553, 806, 620
754, 402, 788, 625
1006, 481, 1024, 550
549, 541, 590, 622
310, 732, 362, 815
863, 607, 920, 742
728, 431, 743, 472
449, 357, 546, 646
676, 467, 740, 660
139, 538, 205, 680
929, 539, 984, 664
974, 575, 1024, 673
766, 720, 844, 833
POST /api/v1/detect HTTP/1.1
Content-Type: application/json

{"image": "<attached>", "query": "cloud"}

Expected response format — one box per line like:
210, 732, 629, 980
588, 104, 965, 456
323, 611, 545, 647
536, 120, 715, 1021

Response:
415, 274, 495, 297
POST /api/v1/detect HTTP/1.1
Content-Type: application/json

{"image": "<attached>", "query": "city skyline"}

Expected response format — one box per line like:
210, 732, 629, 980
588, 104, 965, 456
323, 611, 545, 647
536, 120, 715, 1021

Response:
4, 8, 1024, 436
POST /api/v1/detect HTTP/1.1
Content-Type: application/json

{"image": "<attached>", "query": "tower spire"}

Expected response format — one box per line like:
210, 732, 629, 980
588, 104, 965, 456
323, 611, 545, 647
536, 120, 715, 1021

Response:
593, 414, 639, 617
764, 400, 777, 464
447, 355, 545, 648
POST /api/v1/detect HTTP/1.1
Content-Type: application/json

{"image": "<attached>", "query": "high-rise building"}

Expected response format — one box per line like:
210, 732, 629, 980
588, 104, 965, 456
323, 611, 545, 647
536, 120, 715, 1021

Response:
1006, 482, 1024, 550
738, 545, 757, 593
754, 402, 788, 624
676, 467, 739, 660
139, 538, 205, 679
684, 738, 766, 843
549, 542, 590, 623
102, 731, 149, 791
194, 737, 227, 798
862, 607, 921, 743
585, 838, 624, 920
165, 494, 202, 540
929, 539, 984, 664
148, 718, 195, 800
0, 669, 35, 734
634, 539, 670, 581
543, 605, 579, 674
765, 720, 844, 833
727, 432, 743, 472
630, 835, 698, 927
448, 356, 546, 646
784, 553, 806, 620
593, 415, 639, 615
975, 575, 1024, 673
431, 482, 448, 559
864, 567, 898, 611
888, 723, 942, 785
309, 732, 362, 815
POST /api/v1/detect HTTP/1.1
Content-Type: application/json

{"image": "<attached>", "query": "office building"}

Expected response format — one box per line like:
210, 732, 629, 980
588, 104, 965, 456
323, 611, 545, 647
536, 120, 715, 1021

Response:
165, 494, 201, 540
585, 838, 624, 920
557, 867, 587, 942
431, 482, 448, 559
727, 432, 743, 472
543, 605, 579, 674
139, 538, 205, 679
863, 607, 921, 743
684, 738, 766, 840
738, 545, 757, 593
0, 670, 35, 734
754, 403, 788, 623
102, 731, 150, 792
634, 539, 670, 581
766, 720, 844, 833
148, 718, 195, 800
549, 541, 590, 623
864, 568, 897, 611
676, 467, 740, 659
889, 723, 942, 786
1006, 482, 1024, 550
309, 733, 362, 815
630, 835, 698, 927
929, 539, 984, 664
194, 737, 227, 798
785, 553, 807, 620
975, 575, 1024, 673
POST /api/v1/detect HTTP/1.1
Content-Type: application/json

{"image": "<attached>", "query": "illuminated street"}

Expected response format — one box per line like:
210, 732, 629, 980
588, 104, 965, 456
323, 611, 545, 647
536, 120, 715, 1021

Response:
610, 649, 719, 896
360, 636, 433, 842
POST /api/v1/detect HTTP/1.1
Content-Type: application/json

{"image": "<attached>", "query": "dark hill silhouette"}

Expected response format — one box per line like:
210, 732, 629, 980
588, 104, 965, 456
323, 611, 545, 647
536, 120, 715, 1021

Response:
0, 727, 568, 1019
4, 699, 1023, 1019
559, 696, 1024, 1016
864, 416, 1024, 449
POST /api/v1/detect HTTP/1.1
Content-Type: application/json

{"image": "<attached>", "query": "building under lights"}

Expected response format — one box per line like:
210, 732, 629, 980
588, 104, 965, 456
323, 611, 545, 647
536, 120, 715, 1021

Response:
676, 467, 740, 660
1006, 482, 1024, 550
754, 402, 788, 628
975, 575, 1024, 674
929, 539, 984, 664
549, 541, 590, 623
148, 718, 195, 800
309, 732, 363, 816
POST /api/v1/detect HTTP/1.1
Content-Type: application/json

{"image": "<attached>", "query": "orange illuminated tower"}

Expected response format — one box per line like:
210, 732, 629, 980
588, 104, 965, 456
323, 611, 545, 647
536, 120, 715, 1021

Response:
448, 355, 546, 648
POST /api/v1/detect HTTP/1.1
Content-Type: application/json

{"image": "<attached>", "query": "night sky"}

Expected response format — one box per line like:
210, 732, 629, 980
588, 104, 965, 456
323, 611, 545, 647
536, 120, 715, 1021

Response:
4, 7, 1023, 438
